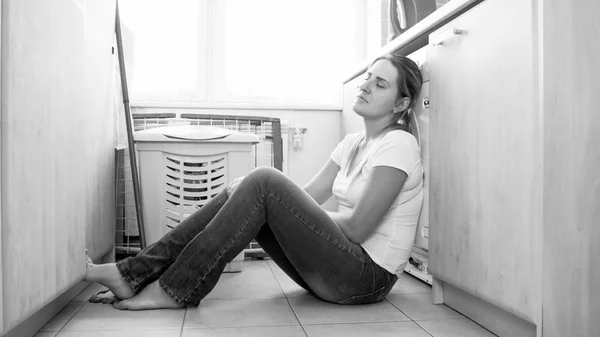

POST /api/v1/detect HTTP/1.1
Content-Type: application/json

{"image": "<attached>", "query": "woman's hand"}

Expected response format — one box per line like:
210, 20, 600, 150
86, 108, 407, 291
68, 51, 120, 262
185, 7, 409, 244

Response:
226, 176, 245, 197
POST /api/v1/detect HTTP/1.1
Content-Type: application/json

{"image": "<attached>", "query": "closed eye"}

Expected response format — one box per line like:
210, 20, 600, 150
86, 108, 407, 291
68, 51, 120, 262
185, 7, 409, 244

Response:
364, 73, 386, 88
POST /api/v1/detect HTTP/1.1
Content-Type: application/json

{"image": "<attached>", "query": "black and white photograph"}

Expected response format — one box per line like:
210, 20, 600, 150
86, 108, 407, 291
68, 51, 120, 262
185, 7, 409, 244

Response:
0, 0, 597, 336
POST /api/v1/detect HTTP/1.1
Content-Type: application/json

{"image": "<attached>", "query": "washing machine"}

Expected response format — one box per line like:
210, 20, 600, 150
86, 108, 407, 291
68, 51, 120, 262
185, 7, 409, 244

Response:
404, 46, 432, 284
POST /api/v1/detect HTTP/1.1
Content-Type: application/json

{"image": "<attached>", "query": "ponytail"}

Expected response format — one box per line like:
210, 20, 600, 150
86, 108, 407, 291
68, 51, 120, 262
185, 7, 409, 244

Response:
383, 108, 413, 134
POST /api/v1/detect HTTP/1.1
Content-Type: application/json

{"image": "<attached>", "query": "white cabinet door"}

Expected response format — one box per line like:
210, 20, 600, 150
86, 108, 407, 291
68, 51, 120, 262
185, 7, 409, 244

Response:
428, 0, 541, 323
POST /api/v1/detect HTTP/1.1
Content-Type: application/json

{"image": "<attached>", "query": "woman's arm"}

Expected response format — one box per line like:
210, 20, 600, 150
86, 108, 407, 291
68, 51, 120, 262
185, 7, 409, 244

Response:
302, 159, 340, 205
328, 166, 408, 244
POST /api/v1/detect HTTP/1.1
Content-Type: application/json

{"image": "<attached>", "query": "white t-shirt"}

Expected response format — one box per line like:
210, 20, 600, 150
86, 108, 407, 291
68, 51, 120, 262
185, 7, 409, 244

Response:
330, 130, 424, 276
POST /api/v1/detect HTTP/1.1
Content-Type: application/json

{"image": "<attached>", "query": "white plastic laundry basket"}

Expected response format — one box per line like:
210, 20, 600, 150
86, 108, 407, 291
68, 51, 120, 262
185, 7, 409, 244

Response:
134, 125, 259, 271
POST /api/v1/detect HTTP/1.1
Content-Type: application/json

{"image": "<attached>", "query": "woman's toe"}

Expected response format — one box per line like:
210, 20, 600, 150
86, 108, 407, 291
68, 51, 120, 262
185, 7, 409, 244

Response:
113, 299, 128, 310
89, 289, 116, 304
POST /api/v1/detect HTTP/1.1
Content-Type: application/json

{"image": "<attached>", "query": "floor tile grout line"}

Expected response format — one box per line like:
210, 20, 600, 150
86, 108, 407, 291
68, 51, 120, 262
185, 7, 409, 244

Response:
413, 317, 500, 336
411, 320, 436, 337
299, 319, 423, 326
283, 296, 310, 337
179, 307, 188, 337
265, 259, 289, 299
412, 317, 472, 322
187, 324, 311, 332
411, 317, 498, 337
204, 259, 289, 300
204, 295, 287, 300
183, 323, 304, 329
46, 299, 87, 336
265, 261, 309, 336
384, 298, 435, 337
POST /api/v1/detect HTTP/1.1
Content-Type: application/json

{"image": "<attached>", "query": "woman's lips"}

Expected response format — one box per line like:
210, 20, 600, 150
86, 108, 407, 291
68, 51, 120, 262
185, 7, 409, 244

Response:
357, 96, 368, 103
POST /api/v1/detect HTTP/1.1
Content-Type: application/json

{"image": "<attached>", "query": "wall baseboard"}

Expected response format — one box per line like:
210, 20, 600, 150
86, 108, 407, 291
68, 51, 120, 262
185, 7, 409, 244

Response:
3, 247, 114, 337
4, 281, 88, 337
443, 281, 538, 337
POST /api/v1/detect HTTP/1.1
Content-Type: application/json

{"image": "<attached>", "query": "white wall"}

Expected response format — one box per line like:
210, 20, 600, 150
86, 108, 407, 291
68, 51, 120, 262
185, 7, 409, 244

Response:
341, 77, 366, 135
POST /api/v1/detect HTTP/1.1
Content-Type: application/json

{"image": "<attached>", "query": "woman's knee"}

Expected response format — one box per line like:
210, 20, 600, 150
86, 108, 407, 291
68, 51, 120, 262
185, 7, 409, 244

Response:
245, 166, 283, 185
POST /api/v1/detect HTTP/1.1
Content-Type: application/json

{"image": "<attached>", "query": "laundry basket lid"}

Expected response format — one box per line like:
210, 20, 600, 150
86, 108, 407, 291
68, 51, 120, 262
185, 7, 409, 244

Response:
134, 125, 260, 143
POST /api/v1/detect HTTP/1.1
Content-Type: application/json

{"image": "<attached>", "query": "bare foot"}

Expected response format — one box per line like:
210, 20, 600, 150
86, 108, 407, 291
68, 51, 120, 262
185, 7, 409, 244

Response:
88, 289, 117, 304
113, 280, 184, 311
84, 256, 135, 300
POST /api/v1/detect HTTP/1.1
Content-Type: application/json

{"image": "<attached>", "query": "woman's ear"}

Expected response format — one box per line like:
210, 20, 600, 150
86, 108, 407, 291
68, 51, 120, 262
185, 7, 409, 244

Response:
394, 97, 411, 113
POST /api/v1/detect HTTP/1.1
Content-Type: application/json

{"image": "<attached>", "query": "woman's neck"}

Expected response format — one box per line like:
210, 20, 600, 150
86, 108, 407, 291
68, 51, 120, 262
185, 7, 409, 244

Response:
363, 119, 390, 141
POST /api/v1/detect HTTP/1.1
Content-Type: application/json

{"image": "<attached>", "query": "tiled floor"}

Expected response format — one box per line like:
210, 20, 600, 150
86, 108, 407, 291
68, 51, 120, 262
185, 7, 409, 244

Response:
34, 260, 497, 337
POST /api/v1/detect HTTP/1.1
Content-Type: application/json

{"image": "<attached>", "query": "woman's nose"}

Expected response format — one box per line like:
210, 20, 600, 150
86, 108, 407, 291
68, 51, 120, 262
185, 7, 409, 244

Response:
358, 80, 370, 94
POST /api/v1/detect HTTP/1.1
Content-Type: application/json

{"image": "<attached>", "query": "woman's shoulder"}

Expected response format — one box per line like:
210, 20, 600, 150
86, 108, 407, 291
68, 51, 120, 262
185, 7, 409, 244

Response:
344, 131, 363, 141
380, 129, 419, 148
339, 131, 363, 145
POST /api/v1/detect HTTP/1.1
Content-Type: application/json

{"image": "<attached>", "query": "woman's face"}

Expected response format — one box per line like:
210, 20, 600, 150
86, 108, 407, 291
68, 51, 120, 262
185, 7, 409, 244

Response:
353, 59, 401, 121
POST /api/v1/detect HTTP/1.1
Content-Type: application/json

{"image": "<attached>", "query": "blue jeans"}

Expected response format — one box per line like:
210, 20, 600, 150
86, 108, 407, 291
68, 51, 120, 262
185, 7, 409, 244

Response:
116, 167, 397, 306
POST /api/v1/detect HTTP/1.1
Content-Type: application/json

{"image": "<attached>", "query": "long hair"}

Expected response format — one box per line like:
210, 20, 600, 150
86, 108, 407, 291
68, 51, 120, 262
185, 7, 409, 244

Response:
370, 53, 423, 136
